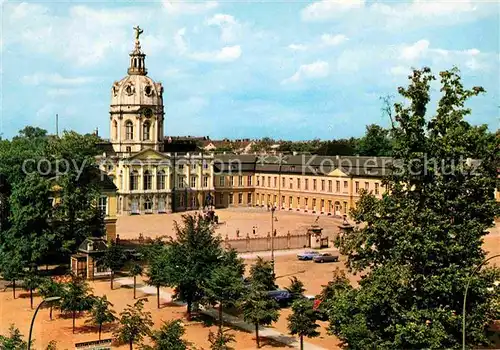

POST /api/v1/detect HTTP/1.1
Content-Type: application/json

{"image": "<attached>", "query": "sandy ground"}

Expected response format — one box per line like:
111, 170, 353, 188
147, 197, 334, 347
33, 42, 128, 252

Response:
117, 207, 345, 240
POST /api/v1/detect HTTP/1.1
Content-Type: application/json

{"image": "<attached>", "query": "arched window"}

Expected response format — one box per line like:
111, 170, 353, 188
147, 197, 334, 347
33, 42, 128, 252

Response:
125, 121, 134, 140
130, 170, 139, 191
143, 122, 150, 140
143, 170, 152, 190
144, 197, 152, 212
113, 120, 118, 140
157, 170, 165, 190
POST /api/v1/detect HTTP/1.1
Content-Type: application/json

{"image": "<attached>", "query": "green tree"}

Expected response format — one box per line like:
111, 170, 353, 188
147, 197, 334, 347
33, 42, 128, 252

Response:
241, 283, 280, 348
129, 263, 144, 299
249, 257, 276, 291
145, 249, 170, 309
208, 328, 235, 350
330, 67, 500, 349
45, 340, 58, 350
142, 319, 191, 350
86, 295, 117, 340
114, 298, 153, 350
0, 251, 23, 299
39, 278, 64, 320
162, 214, 224, 319
23, 271, 42, 309
287, 299, 320, 350
101, 241, 126, 290
356, 124, 393, 157
285, 276, 305, 301
60, 276, 95, 333
205, 249, 245, 330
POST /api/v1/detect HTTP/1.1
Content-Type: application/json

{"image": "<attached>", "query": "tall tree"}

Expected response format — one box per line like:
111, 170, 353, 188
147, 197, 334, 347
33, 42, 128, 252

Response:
208, 328, 236, 350
330, 67, 500, 348
287, 299, 320, 350
241, 283, 280, 348
101, 241, 126, 290
142, 319, 191, 350
285, 276, 305, 301
205, 249, 245, 330
162, 214, 224, 319
249, 257, 276, 291
145, 249, 170, 309
86, 295, 117, 340
129, 263, 143, 299
39, 278, 64, 320
0, 251, 23, 299
114, 298, 153, 350
0, 325, 28, 350
356, 124, 393, 157
23, 271, 42, 309
59, 276, 95, 333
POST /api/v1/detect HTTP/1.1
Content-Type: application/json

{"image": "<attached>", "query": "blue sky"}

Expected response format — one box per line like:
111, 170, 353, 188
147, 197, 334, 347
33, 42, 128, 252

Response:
1, 0, 499, 141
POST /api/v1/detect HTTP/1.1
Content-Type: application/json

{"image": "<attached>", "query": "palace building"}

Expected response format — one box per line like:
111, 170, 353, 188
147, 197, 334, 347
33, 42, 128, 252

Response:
97, 27, 499, 220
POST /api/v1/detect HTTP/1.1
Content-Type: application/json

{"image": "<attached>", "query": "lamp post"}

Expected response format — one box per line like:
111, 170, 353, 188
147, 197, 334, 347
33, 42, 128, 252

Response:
462, 254, 500, 350
28, 296, 61, 350
271, 206, 276, 275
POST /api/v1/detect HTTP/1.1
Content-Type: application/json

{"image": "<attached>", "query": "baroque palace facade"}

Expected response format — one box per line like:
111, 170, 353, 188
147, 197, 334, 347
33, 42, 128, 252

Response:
97, 27, 499, 219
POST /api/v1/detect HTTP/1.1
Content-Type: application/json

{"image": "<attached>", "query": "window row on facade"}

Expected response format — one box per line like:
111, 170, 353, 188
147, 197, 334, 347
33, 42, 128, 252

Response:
128, 170, 210, 191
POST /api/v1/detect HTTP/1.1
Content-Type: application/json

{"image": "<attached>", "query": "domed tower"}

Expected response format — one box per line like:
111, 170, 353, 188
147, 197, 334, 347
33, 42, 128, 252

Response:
109, 26, 164, 154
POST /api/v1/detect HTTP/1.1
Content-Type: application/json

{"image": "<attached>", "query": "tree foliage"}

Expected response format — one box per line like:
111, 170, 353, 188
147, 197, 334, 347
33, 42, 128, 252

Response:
285, 276, 305, 301
86, 295, 117, 340
329, 67, 500, 349
101, 241, 126, 290
208, 328, 236, 350
129, 263, 144, 299
0, 325, 27, 350
39, 278, 65, 320
142, 319, 191, 350
356, 124, 393, 157
287, 298, 320, 350
249, 257, 276, 291
114, 298, 153, 350
60, 276, 95, 333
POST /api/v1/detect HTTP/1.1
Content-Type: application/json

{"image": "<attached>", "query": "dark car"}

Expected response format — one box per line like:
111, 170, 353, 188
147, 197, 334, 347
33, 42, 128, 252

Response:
297, 250, 321, 260
267, 289, 293, 307
313, 252, 339, 263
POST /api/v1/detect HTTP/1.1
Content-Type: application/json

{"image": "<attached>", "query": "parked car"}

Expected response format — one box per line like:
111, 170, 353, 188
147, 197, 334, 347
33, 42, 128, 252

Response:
313, 252, 339, 263
296, 250, 320, 260
267, 289, 293, 307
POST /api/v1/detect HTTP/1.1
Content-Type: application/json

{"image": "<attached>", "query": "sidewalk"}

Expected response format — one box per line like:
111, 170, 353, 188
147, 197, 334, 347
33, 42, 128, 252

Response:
114, 277, 328, 350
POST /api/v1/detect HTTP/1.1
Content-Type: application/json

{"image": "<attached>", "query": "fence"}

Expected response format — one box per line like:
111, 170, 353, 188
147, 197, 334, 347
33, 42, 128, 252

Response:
223, 233, 310, 253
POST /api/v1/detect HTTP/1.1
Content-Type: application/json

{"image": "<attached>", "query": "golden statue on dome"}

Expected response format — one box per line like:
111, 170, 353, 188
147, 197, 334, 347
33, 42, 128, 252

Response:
133, 25, 144, 40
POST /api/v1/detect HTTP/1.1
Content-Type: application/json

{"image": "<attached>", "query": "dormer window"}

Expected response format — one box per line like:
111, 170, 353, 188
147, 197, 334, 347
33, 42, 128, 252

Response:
143, 122, 150, 140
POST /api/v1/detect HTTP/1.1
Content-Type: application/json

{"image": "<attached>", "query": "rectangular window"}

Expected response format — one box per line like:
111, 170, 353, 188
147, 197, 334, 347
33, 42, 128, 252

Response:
289, 178, 293, 189
344, 181, 348, 192
305, 198, 309, 207
312, 198, 316, 208
365, 182, 369, 191
289, 196, 293, 207
190, 176, 196, 188
375, 182, 379, 195
229, 193, 233, 204
343, 201, 347, 214
273, 195, 277, 206
297, 178, 301, 189
274, 177, 277, 188
231, 176, 234, 187
321, 199, 324, 210
267, 177, 271, 187
313, 179, 317, 191
297, 197, 300, 206
305, 179, 309, 190
238, 176, 243, 186
157, 173, 165, 190
98, 196, 108, 216
247, 193, 252, 204
355, 181, 359, 194
203, 176, 208, 188
178, 164, 184, 171
177, 175, 184, 188
256, 176, 260, 186
203, 160, 208, 169
328, 180, 332, 192
191, 162, 196, 171
219, 176, 225, 186
281, 196, 285, 207
238, 193, 243, 204
282, 177, 285, 188
321, 180, 325, 191
247, 176, 252, 186
336, 180, 340, 193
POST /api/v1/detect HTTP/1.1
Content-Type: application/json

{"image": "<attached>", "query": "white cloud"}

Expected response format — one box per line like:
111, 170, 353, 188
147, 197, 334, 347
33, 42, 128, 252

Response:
288, 44, 308, 51
206, 13, 240, 43
400, 39, 430, 61
46, 88, 79, 97
321, 33, 348, 46
282, 61, 330, 84
189, 45, 242, 63
21, 73, 96, 86
302, 0, 365, 21
163, 0, 218, 15
174, 28, 188, 54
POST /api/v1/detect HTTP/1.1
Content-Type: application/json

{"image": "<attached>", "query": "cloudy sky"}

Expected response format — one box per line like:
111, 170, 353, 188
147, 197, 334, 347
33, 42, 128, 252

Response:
1, 0, 499, 140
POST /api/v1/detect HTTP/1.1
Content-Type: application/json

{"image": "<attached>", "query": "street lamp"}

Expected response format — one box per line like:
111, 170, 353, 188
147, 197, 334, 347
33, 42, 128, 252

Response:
28, 296, 61, 350
462, 254, 500, 350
